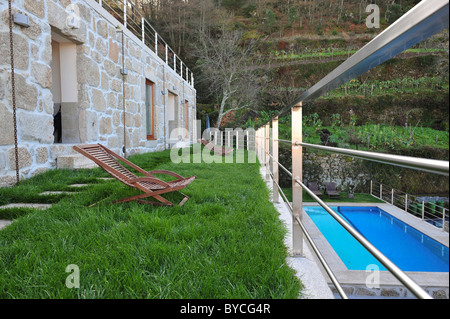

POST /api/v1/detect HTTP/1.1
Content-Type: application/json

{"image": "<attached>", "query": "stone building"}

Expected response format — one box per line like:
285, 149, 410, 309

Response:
0, 0, 197, 187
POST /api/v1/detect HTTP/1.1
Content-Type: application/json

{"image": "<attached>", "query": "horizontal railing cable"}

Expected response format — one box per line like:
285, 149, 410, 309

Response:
371, 179, 448, 232
267, 152, 292, 178
271, 139, 448, 176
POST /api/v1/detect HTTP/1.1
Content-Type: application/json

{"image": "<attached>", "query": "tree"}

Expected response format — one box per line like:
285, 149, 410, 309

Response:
222, 0, 246, 11
264, 8, 277, 34
140, 0, 217, 57
194, 26, 264, 128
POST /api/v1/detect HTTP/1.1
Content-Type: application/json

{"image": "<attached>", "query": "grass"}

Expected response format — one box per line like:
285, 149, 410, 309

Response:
0, 146, 302, 299
272, 48, 447, 61
280, 123, 449, 153
281, 188, 385, 204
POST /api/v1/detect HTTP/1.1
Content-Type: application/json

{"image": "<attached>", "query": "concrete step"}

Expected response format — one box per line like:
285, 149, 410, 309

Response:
57, 154, 97, 169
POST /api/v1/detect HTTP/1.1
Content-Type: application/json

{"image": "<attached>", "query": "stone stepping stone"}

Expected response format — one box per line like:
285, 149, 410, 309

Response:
0, 220, 12, 231
0, 203, 52, 210
68, 184, 89, 188
39, 191, 75, 196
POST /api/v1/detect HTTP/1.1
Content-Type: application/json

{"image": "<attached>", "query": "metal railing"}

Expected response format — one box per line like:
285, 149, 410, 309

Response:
253, 0, 449, 299
266, 160, 349, 299
256, 129, 448, 299
96, 0, 194, 87
371, 180, 449, 232
275, 139, 448, 176
256, 126, 445, 299
208, 128, 255, 151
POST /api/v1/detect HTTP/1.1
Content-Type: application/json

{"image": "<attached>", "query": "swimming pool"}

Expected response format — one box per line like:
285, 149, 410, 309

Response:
304, 206, 449, 272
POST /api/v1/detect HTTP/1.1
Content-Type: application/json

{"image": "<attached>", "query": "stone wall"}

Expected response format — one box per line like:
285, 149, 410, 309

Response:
303, 152, 370, 192
278, 145, 370, 192
0, 0, 196, 187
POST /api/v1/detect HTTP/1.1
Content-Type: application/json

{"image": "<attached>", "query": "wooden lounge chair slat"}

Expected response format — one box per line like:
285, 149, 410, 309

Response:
73, 144, 196, 206
308, 182, 323, 198
325, 182, 341, 199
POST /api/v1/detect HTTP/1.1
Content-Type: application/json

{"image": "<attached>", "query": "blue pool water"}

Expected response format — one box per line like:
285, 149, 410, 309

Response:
304, 206, 449, 272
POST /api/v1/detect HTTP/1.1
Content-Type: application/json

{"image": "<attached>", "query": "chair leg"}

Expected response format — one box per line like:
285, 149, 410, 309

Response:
88, 197, 110, 207
112, 195, 173, 206
136, 199, 172, 206
90, 192, 185, 207
178, 192, 189, 206
152, 194, 174, 206
111, 192, 174, 206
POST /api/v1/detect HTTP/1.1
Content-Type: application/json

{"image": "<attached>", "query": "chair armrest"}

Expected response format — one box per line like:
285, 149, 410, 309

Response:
128, 177, 170, 187
148, 170, 185, 180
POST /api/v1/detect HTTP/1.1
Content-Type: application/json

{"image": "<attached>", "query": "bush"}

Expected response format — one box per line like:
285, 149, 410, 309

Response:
222, 0, 245, 11
242, 4, 256, 18
264, 9, 277, 34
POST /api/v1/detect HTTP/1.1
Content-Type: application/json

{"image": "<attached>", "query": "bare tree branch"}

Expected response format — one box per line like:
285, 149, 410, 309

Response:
193, 24, 265, 128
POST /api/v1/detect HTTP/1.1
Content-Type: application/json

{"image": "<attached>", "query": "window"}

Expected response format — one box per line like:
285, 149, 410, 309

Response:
167, 92, 178, 141
51, 33, 79, 144
145, 79, 155, 140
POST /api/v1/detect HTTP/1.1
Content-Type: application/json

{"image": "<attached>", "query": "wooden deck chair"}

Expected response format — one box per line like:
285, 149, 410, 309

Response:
325, 182, 341, 199
308, 182, 323, 198
199, 139, 234, 156
73, 144, 196, 207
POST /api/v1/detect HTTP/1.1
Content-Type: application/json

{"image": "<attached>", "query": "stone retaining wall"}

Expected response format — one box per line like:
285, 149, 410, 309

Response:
278, 146, 370, 192
329, 284, 449, 299
303, 152, 370, 192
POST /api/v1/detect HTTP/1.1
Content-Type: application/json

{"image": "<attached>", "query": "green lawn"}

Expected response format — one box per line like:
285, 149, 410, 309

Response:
281, 188, 384, 204
0, 147, 302, 299
283, 123, 450, 152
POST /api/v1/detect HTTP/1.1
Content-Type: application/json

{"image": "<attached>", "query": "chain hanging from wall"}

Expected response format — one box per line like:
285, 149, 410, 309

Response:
119, 28, 127, 158
8, 0, 20, 185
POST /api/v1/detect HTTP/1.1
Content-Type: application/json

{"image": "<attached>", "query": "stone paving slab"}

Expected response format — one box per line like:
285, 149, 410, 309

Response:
39, 191, 75, 196
0, 220, 12, 230
0, 203, 52, 210
68, 184, 89, 188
